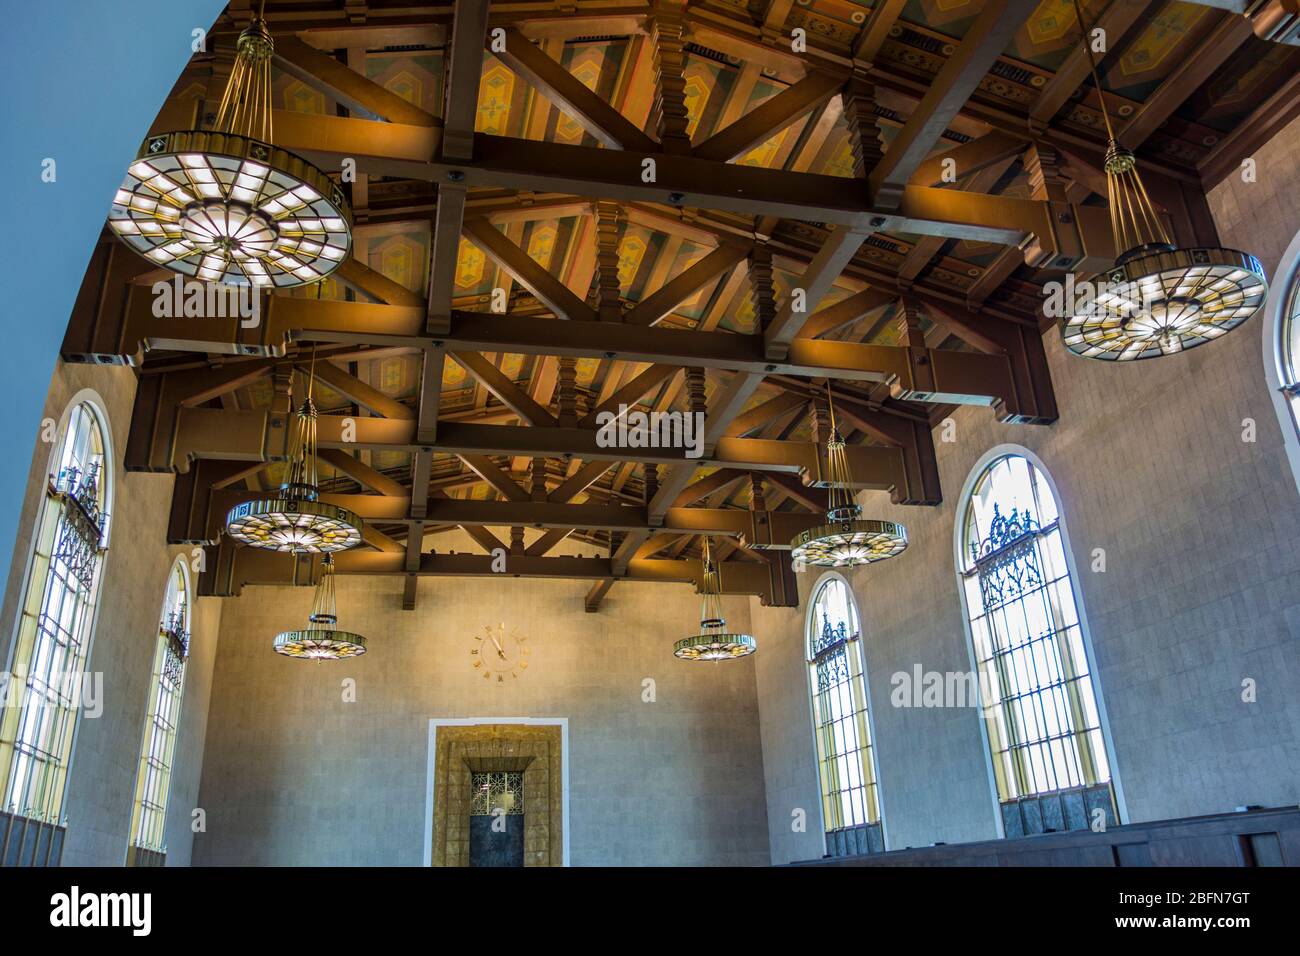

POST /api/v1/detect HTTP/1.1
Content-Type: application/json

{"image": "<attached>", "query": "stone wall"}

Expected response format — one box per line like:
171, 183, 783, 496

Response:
0, 361, 222, 866
753, 114, 1300, 864
191, 538, 770, 866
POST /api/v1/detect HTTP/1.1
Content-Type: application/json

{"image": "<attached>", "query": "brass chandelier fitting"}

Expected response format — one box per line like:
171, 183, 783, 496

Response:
225, 350, 363, 553
107, 2, 351, 288
1058, 0, 1267, 361
790, 386, 907, 569
273, 554, 367, 660
673, 538, 757, 661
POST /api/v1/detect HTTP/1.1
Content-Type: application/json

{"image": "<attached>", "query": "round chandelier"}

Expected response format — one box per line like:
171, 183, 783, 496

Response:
225, 354, 363, 553
273, 554, 367, 660
790, 387, 907, 569
1058, 0, 1266, 361
673, 538, 757, 662
106, 6, 351, 288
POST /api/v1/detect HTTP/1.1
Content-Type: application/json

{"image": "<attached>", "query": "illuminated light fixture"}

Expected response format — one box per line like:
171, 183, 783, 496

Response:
273, 554, 367, 660
225, 350, 363, 553
790, 386, 907, 569
1059, 0, 1266, 361
106, 4, 351, 288
673, 538, 757, 662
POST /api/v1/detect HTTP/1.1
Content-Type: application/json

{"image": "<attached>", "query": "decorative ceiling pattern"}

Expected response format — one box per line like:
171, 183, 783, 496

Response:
92, 0, 1297, 604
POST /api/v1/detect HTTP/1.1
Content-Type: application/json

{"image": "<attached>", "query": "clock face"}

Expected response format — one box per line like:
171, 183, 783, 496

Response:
471, 623, 530, 683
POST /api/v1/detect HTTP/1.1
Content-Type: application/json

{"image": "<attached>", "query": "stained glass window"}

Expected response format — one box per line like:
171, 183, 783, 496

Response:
806, 576, 883, 856
128, 559, 190, 859
958, 453, 1117, 835
0, 401, 109, 830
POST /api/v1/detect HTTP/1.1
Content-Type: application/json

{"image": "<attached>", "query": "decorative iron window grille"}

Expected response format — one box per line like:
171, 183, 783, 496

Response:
970, 505, 1045, 613
470, 771, 524, 816
810, 611, 852, 692
160, 610, 189, 689
49, 464, 106, 592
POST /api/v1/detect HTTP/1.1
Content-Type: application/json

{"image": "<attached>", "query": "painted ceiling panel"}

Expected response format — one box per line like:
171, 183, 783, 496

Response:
1102, 1, 1216, 102
366, 49, 445, 115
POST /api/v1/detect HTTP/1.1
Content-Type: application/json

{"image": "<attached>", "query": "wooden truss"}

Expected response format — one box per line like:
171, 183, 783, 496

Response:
62, 0, 1298, 609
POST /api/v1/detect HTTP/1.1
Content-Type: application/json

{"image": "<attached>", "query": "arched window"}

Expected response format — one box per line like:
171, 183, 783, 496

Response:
128, 559, 191, 865
0, 398, 111, 861
957, 450, 1118, 837
1264, 229, 1300, 496
806, 574, 884, 857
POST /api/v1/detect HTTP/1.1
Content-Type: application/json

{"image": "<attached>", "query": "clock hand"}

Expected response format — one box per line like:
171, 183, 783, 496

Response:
491, 631, 506, 659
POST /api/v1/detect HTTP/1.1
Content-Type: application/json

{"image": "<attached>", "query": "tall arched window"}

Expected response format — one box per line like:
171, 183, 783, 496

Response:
806, 574, 884, 857
127, 559, 191, 866
0, 398, 111, 864
1264, 229, 1300, 496
957, 450, 1118, 837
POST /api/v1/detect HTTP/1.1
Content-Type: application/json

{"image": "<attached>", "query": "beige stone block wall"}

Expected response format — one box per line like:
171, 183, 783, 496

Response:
193, 531, 769, 866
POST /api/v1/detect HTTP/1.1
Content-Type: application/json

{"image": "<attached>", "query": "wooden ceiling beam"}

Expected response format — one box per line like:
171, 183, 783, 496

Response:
671, 468, 746, 508
458, 453, 532, 502
525, 527, 574, 557
1199, 66, 1300, 187
909, 130, 1027, 189
764, 225, 874, 358
579, 364, 680, 426
867, 0, 1040, 208
1118, 11, 1258, 150
265, 113, 1118, 261
334, 258, 426, 308
691, 71, 843, 163
549, 459, 616, 503
317, 448, 408, 497
450, 350, 559, 427
79, 289, 1042, 418
622, 243, 751, 326
273, 35, 440, 127
724, 392, 809, 439
191, 485, 827, 541
442, 0, 492, 161
463, 218, 599, 321
491, 28, 658, 151
201, 538, 788, 607
303, 360, 415, 420
795, 288, 896, 341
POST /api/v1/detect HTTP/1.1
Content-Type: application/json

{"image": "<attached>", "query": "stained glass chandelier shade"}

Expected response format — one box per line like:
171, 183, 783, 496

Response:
790, 392, 907, 569
106, 10, 351, 288
673, 539, 756, 661
1058, 0, 1266, 361
273, 554, 367, 660
225, 359, 362, 553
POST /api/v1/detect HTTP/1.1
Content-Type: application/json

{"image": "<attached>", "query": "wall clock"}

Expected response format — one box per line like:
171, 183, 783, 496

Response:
471, 622, 530, 682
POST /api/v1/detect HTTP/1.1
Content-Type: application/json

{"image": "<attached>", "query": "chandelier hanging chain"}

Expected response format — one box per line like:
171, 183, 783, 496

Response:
285, 345, 320, 495
699, 537, 725, 630
309, 553, 339, 626
213, 0, 275, 144
1071, 0, 1115, 142
1070, 0, 1169, 255
824, 382, 857, 520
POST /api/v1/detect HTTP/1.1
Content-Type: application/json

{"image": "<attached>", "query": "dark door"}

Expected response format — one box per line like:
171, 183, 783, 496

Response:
469, 813, 525, 867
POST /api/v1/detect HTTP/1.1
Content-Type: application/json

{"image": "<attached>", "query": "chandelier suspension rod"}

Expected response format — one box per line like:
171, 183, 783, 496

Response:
1070, 0, 1116, 142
